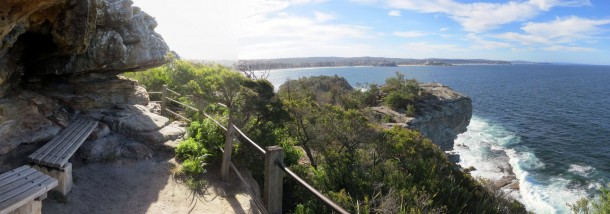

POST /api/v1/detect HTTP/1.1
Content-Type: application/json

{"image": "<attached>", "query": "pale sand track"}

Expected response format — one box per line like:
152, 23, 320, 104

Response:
43, 151, 258, 214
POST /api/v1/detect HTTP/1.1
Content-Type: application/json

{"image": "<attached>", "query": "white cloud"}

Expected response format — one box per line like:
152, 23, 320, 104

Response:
439, 27, 449, 32
522, 16, 610, 39
240, 6, 372, 59
388, 10, 401, 16
467, 34, 512, 50
393, 31, 427, 38
542, 45, 596, 52
529, 0, 591, 10
451, 1, 540, 32
495, 32, 550, 45
314, 11, 336, 22
493, 16, 610, 50
380, 0, 591, 32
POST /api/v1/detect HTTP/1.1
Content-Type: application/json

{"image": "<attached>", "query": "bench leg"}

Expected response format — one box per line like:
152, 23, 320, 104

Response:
7, 199, 42, 214
32, 163, 73, 196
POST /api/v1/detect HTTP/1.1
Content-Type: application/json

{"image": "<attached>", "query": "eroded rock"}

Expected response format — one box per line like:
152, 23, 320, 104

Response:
27, 0, 169, 75
0, 91, 64, 155
100, 104, 170, 135
28, 73, 149, 110
131, 121, 187, 145
79, 133, 152, 161
372, 83, 472, 151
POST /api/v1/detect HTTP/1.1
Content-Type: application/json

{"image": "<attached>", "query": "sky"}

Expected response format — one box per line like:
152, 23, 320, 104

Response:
134, 0, 610, 65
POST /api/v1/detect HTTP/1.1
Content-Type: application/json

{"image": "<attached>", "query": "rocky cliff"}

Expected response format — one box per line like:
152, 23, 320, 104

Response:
373, 83, 472, 151
0, 0, 182, 166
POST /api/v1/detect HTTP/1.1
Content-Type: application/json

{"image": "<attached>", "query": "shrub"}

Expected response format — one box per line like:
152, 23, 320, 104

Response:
570, 184, 610, 214
383, 91, 408, 110
180, 158, 207, 175
186, 118, 225, 162
380, 72, 421, 111
406, 104, 416, 116
175, 138, 208, 161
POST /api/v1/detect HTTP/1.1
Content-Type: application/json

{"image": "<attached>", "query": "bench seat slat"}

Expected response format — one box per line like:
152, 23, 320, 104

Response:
28, 119, 98, 169
0, 171, 45, 194
0, 166, 58, 213
0, 177, 57, 213
28, 119, 87, 163
0, 166, 30, 181
40, 120, 93, 165
50, 121, 98, 168
0, 168, 38, 190
0, 172, 50, 203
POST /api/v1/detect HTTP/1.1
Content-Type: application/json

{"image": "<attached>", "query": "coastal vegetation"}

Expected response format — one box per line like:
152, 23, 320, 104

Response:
125, 59, 527, 213
569, 185, 610, 214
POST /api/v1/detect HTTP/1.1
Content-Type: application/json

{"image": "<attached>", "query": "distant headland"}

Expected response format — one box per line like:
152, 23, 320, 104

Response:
237, 56, 538, 70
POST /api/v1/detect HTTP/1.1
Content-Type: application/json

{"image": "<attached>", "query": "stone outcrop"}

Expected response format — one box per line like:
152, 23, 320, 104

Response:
0, 0, 179, 160
0, 91, 64, 154
373, 83, 472, 151
79, 133, 153, 161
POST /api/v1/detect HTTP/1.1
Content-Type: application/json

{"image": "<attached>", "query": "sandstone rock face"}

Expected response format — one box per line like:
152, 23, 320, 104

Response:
100, 104, 170, 134
79, 133, 153, 161
373, 83, 472, 151
0, 0, 169, 98
0, 0, 174, 157
90, 104, 186, 146
26, 73, 150, 110
0, 91, 64, 155
27, 0, 169, 75
132, 121, 187, 145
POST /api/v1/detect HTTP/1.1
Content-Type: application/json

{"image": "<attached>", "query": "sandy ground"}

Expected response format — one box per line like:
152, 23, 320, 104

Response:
42, 149, 259, 214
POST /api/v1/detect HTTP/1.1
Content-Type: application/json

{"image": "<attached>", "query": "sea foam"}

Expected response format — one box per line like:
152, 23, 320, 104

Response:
454, 116, 587, 213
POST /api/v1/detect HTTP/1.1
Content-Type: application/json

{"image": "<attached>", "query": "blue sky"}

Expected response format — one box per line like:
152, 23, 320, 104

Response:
134, 0, 610, 65
239, 0, 610, 64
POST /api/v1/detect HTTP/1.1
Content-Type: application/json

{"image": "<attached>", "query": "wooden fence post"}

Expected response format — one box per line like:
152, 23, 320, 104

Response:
265, 146, 284, 214
160, 85, 167, 116
221, 114, 234, 181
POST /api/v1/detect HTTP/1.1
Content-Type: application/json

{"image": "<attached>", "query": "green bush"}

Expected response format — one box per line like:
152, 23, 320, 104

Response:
383, 91, 408, 110
570, 185, 610, 214
176, 138, 207, 160
175, 138, 210, 176
180, 157, 207, 175
380, 72, 421, 111
186, 118, 225, 162
406, 104, 416, 116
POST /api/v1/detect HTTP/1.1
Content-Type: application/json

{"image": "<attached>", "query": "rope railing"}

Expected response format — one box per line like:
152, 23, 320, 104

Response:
150, 85, 350, 214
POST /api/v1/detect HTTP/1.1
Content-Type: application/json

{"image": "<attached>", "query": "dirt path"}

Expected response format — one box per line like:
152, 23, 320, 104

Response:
43, 150, 258, 214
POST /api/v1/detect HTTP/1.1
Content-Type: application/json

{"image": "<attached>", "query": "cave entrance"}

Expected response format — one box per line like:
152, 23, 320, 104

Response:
12, 21, 60, 88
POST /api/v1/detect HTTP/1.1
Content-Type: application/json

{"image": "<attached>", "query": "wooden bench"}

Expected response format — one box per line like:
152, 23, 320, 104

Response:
27, 118, 98, 195
0, 165, 58, 214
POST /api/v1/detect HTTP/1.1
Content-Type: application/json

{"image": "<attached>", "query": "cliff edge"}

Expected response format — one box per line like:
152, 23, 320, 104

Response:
373, 83, 472, 151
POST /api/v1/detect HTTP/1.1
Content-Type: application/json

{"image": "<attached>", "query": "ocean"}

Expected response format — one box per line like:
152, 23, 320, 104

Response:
259, 64, 610, 213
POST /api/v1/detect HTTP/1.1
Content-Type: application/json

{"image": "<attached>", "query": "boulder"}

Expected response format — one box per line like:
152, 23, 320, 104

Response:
131, 121, 187, 145
79, 133, 152, 161
0, 92, 63, 155
101, 104, 169, 134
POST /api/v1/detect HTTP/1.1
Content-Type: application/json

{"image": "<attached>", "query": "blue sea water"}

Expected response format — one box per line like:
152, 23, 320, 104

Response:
259, 64, 610, 213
